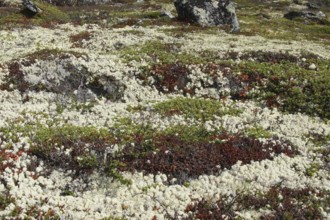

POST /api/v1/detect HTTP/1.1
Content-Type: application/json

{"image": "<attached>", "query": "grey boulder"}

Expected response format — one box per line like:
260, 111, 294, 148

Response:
174, 0, 239, 32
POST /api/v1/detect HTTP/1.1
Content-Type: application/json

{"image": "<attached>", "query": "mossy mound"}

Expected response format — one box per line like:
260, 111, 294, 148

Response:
0, 0, 69, 27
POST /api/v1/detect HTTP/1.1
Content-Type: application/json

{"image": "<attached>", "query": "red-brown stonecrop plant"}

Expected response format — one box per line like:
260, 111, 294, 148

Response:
114, 133, 297, 183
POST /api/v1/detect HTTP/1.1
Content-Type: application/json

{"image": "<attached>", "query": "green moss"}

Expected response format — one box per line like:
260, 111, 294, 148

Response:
112, 10, 163, 19
33, 124, 108, 145
161, 25, 221, 37
153, 97, 242, 122
235, 59, 330, 119
141, 183, 159, 192
0, 192, 13, 210
246, 126, 272, 139
162, 125, 217, 143
110, 117, 156, 146
236, 1, 330, 44
106, 160, 132, 186
0, 1, 69, 28
305, 162, 321, 177
23, 49, 86, 61
34, 1, 69, 22
0, 116, 40, 144
126, 104, 147, 112
119, 40, 214, 64
77, 154, 98, 168
68, 101, 96, 114
308, 133, 330, 147
60, 189, 75, 197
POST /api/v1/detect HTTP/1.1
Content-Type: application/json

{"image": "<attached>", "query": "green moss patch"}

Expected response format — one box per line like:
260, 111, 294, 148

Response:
162, 125, 218, 143
120, 41, 217, 64
236, 0, 330, 43
30, 124, 114, 172
0, 1, 69, 28
153, 97, 242, 122
246, 126, 272, 139
233, 58, 330, 119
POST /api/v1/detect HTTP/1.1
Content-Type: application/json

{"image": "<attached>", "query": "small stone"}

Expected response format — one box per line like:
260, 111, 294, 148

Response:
316, 11, 326, 18
308, 63, 317, 70
160, 11, 175, 19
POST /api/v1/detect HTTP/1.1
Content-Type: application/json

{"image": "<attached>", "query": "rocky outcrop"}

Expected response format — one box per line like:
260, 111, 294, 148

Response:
3, 53, 126, 102
174, 0, 240, 32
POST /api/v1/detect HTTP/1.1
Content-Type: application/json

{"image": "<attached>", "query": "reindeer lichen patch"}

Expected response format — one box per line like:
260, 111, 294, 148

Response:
0, 0, 330, 218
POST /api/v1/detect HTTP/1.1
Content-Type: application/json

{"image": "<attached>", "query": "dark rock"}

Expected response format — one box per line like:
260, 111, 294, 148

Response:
113, 41, 125, 50
22, 0, 42, 14
284, 10, 328, 24
174, 0, 240, 32
88, 75, 126, 101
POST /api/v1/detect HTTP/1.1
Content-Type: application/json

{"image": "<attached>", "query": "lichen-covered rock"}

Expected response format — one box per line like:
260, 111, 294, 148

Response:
3, 53, 126, 102
174, 0, 240, 31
